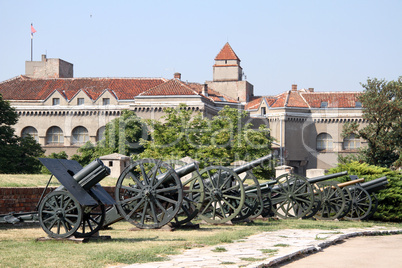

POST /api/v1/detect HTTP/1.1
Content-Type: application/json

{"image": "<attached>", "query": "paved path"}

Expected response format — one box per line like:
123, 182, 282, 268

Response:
122, 227, 401, 268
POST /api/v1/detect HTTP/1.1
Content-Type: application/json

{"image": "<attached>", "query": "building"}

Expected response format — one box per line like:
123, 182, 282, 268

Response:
245, 85, 367, 174
0, 43, 365, 174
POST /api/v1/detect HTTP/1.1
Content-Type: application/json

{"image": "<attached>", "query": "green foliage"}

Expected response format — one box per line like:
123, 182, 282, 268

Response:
140, 105, 274, 179
72, 110, 146, 166
328, 161, 402, 222
342, 77, 402, 168
0, 94, 44, 174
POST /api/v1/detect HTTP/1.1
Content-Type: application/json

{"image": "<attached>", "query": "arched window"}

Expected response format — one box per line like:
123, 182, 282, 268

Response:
46, 126, 64, 144
21, 126, 39, 142
72, 126, 89, 145
97, 126, 106, 141
316, 133, 333, 151
343, 134, 360, 150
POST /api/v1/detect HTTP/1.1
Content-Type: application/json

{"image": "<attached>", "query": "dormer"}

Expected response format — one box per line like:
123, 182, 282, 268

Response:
43, 89, 68, 106
213, 43, 243, 82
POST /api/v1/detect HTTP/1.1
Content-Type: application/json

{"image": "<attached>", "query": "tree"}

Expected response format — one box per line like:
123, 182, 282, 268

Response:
0, 94, 44, 173
342, 77, 402, 168
72, 110, 147, 166
140, 105, 274, 179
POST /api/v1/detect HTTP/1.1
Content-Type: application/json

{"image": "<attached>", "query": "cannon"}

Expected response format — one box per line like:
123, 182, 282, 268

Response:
37, 158, 115, 238
107, 158, 202, 229
344, 176, 388, 220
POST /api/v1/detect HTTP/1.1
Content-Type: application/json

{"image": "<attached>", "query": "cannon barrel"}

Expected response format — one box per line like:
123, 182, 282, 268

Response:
171, 162, 198, 178
57, 158, 110, 191
359, 176, 387, 189
307, 171, 348, 184
232, 154, 273, 175
359, 176, 388, 193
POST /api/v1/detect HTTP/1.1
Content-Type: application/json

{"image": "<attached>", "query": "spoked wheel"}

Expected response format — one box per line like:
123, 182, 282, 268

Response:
337, 186, 353, 219
260, 192, 273, 218
232, 193, 259, 222
39, 191, 82, 238
271, 173, 314, 219
198, 166, 245, 224
242, 171, 263, 219
364, 193, 379, 220
115, 159, 183, 229
345, 186, 372, 220
314, 181, 346, 220
74, 202, 105, 238
166, 160, 205, 227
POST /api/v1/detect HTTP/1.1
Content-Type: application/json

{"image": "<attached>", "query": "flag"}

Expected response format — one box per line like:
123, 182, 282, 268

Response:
31, 24, 37, 39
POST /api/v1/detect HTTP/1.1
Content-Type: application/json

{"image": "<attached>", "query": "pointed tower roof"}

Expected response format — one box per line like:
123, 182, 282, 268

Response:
215, 42, 240, 61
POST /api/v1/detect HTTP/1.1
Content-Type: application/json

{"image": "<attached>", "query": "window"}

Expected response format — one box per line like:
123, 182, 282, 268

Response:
21, 126, 39, 142
72, 126, 89, 145
52, 98, 60, 106
103, 98, 110, 105
355, 102, 362, 108
46, 126, 64, 144
109, 161, 113, 167
261, 107, 266, 116
77, 98, 84, 105
343, 134, 360, 150
320, 102, 328, 108
316, 133, 333, 151
97, 126, 105, 141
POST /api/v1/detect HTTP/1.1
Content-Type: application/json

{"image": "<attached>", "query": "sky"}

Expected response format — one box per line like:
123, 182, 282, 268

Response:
1, 0, 401, 97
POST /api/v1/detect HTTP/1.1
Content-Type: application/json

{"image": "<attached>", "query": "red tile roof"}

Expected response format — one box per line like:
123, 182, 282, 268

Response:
246, 90, 362, 111
0, 76, 167, 101
139, 79, 239, 103
215, 43, 240, 61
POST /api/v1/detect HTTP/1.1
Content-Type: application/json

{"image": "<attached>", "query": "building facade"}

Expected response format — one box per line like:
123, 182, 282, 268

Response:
0, 43, 365, 174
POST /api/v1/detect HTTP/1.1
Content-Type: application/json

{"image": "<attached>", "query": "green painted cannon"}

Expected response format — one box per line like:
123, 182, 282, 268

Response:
196, 154, 274, 224
109, 158, 202, 229
344, 176, 388, 220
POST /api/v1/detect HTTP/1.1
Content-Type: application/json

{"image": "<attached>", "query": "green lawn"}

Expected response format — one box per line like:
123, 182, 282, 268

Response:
0, 174, 118, 187
1, 219, 401, 267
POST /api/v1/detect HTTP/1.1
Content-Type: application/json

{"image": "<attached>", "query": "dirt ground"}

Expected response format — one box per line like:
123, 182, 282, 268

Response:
276, 234, 402, 268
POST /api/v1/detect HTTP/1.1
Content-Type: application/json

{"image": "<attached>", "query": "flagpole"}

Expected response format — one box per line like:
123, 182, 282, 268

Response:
31, 23, 33, 61
31, 34, 33, 61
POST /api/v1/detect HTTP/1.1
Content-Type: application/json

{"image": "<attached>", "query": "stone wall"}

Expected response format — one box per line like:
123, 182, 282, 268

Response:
0, 187, 115, 214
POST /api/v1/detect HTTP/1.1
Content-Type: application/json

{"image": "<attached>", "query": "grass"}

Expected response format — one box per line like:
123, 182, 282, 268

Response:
0, 174, 118, 187
259, 248, 279, 254
211, 246, 227, 252
1, 219, 401, 267
273, 243, 290, 247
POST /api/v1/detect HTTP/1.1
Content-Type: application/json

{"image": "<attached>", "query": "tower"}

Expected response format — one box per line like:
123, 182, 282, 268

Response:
213, 42, 243, 82
206, 43, 253, 103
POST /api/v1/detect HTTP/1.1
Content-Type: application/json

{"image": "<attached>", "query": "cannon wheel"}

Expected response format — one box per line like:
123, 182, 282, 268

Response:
115, 159, 183, 229
198, 166, 245, 224
345, 186, 372, 220
242, 171, 263, 219
314, 181, 346, 220
364, 193, 379, 220
271, 173, 314, 219
74, 202, 105, 238
39, 191, 82, 238
337, 187, 353, 219
166, 160, 205, 227
260, 192, 273, 218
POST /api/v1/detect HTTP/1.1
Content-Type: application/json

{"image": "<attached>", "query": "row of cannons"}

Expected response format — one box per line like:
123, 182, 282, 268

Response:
0, 154, 388, 239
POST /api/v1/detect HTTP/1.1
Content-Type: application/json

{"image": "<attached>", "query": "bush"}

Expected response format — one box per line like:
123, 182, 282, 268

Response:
327, 161, 402, 222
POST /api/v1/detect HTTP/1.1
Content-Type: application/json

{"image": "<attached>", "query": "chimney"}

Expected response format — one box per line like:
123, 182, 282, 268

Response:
308, 88, 314, 92
291, 84, 297, 91
41, 54, 47, 62
202, 84, 208, 97
174, 72, 181, 80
